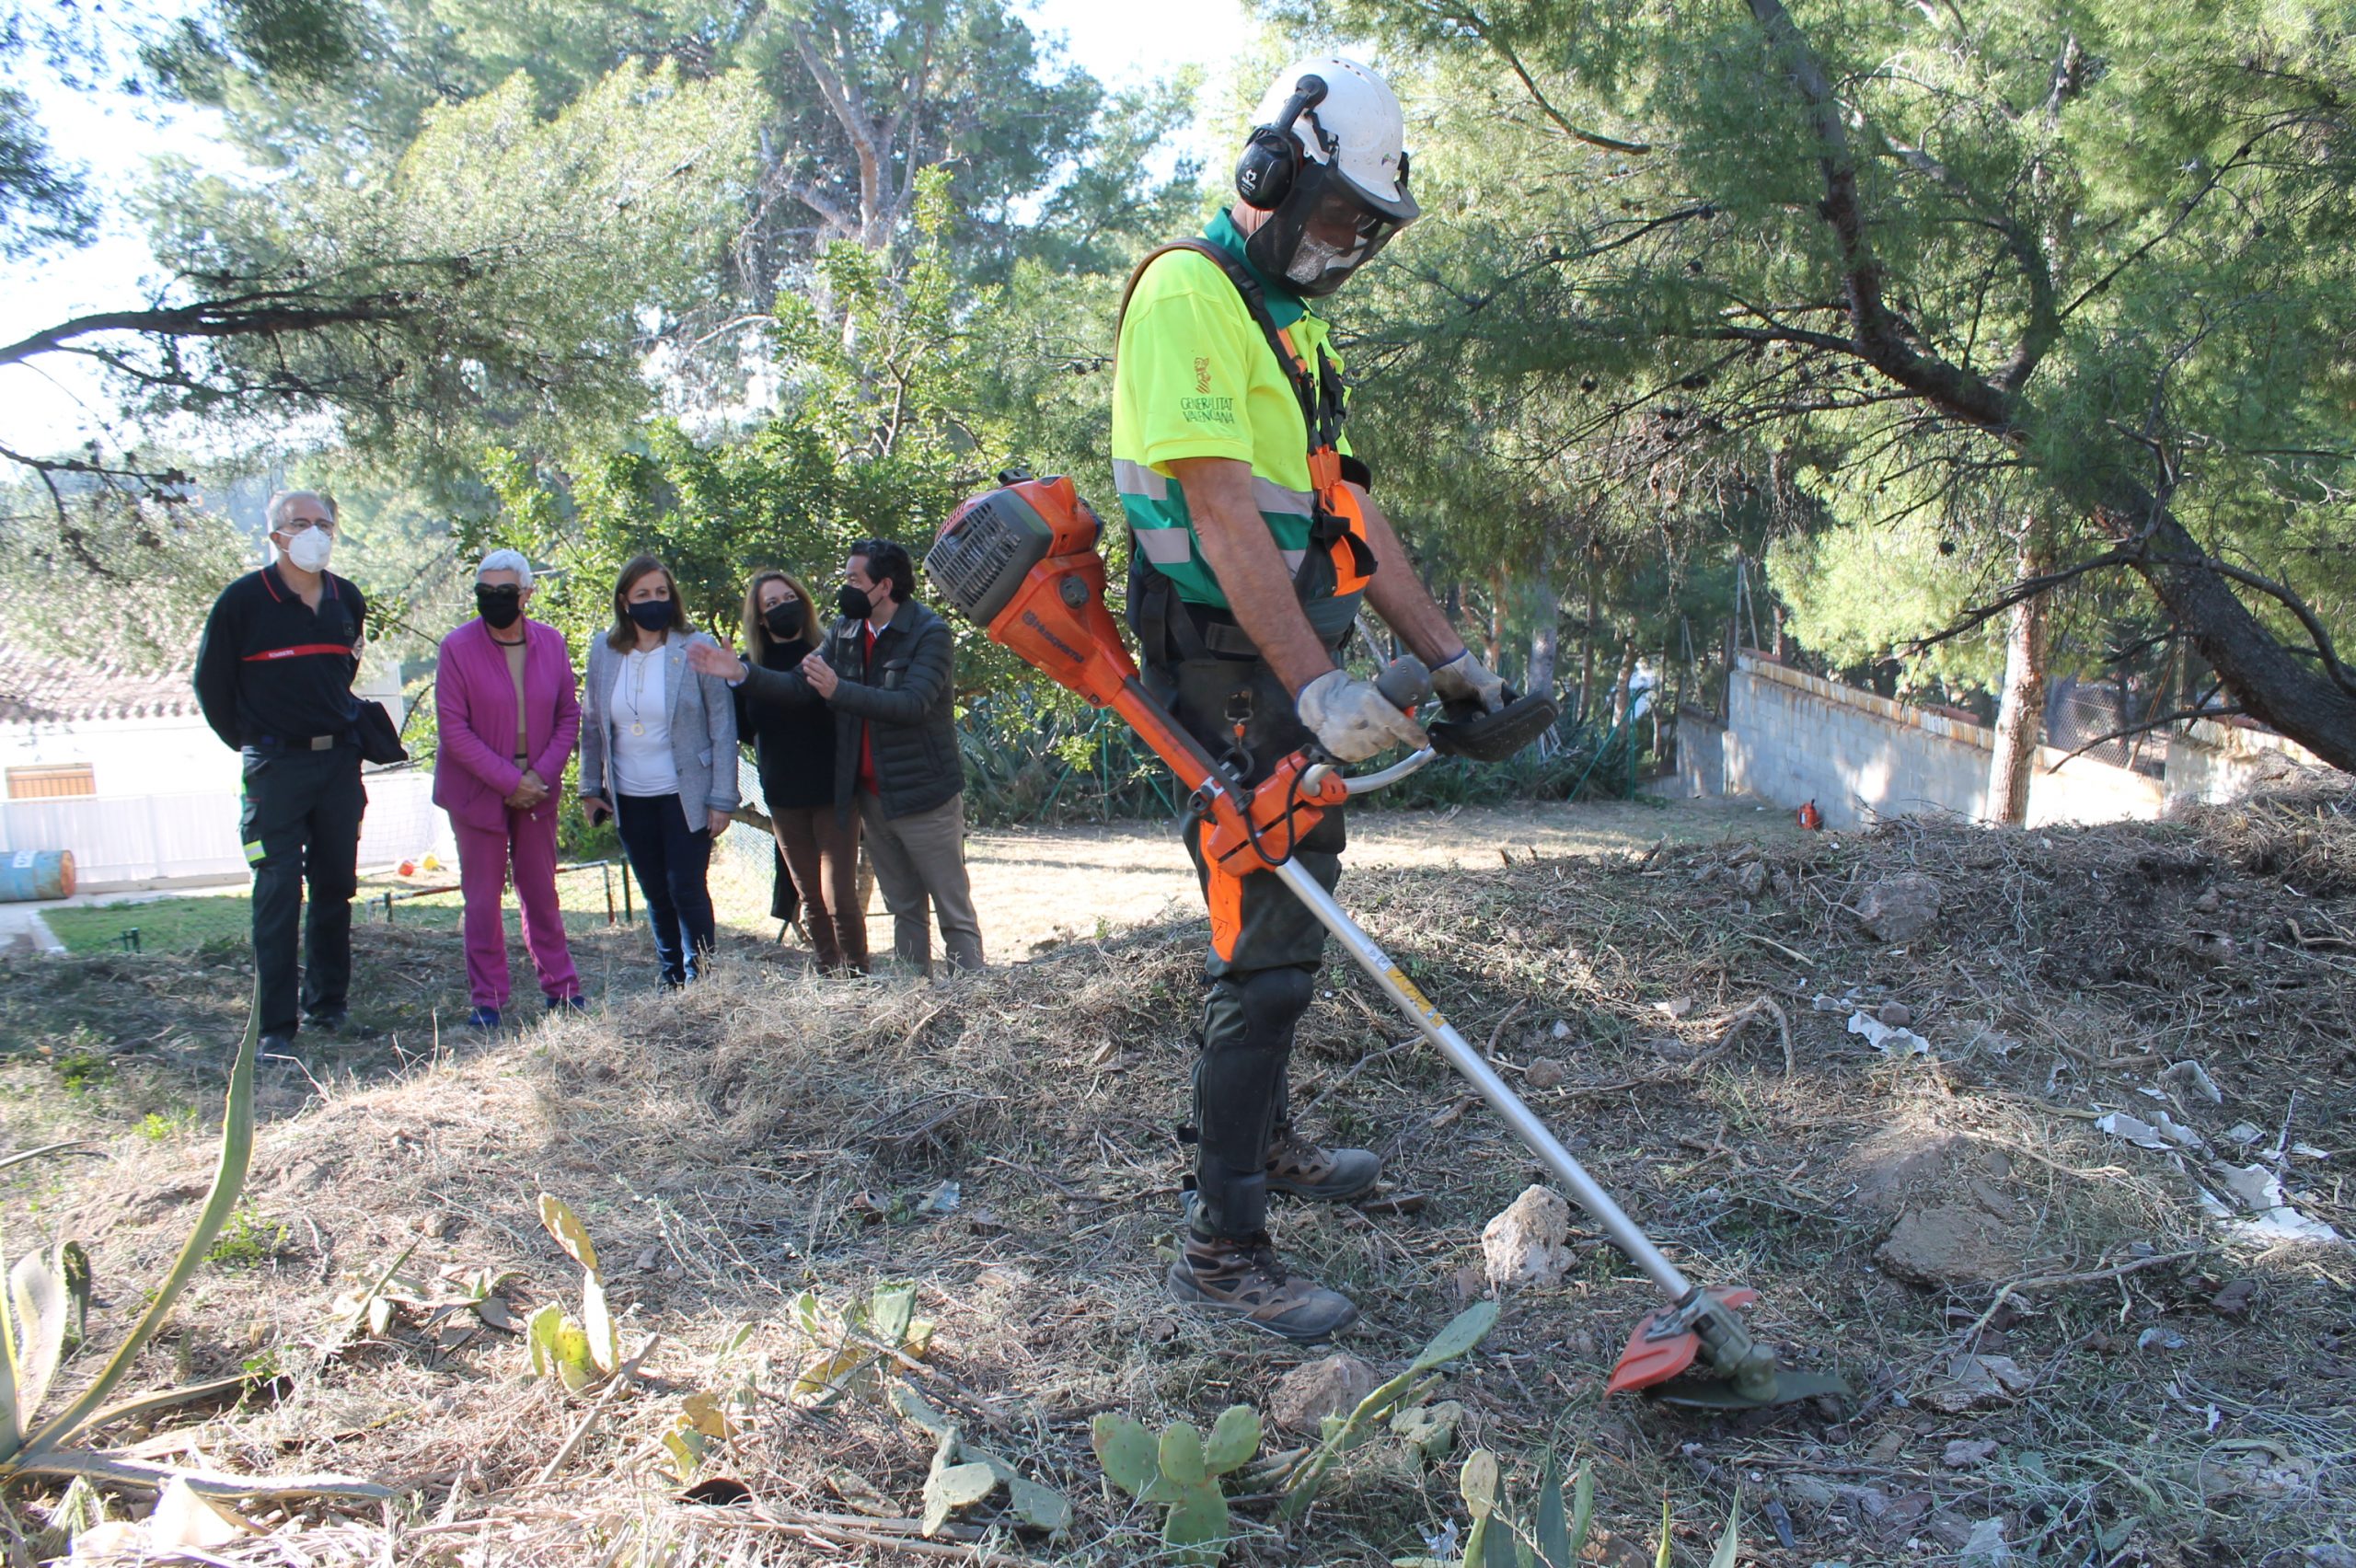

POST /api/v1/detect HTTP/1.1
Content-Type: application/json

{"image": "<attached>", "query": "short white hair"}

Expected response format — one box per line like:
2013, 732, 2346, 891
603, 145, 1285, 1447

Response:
266, 490, 337, 531
476, 548, 534, 588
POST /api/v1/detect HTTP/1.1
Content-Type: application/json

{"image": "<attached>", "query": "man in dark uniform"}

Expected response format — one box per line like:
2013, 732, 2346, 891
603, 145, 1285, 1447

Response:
1112, 56, 1511, 1340
193, 490, 369, 1051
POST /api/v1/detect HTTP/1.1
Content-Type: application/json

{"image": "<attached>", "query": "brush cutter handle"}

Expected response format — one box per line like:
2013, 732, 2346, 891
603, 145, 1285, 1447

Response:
1266, 854, 1697, 1306
1299, 745, 1438, 797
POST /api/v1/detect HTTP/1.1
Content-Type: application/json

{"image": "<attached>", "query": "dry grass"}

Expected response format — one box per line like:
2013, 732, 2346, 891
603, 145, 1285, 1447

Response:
2, 785, 2352, 1567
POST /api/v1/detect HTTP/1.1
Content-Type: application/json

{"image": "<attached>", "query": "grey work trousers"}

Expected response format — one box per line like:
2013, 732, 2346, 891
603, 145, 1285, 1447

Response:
856, 790, 984, 974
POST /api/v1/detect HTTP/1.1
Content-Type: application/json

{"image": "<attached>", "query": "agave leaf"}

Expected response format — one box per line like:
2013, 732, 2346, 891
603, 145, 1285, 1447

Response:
1005, 1472, 1072, 1534
1461, 1449, 1500, 1519
1705, 1492, 1741, 1568
1204, 1405, 1260, 1475
582, 1272, 621, 1375
1535, 1450, 1570, 1568
57, 1243, 91, 1343
18, 990, 258, 1461
1654, 1493, 1673, 1568
1161, 1422, 1207, 1485
920, 1460, 998, 1536
1091, 1413, 1157, 1498
1161, 1480, 1229, 1560
869, 1282, 917, 1346
10, 1447, 390, 1499
536, 1193, 599, 1276
1410, 1301, 1501, 1373
0, 1240, 21, 1460
72, 1372, 267, 1440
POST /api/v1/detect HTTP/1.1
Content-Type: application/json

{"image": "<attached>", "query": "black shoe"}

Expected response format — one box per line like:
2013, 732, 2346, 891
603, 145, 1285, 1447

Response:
1166, 1228, 1359, 1342
259, 1032, 298, 1056
545, 994, 588, 1014
1265, 1126, 1382, 1203
467, 1006, 502, 1031
306, 1009, 349, 1035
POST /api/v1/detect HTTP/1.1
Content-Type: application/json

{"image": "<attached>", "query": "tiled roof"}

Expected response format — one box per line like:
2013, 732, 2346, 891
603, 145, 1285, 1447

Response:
0, 646, 202, 724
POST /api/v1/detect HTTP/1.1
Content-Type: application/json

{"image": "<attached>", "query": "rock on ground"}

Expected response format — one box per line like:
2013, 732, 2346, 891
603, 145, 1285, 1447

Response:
1876, 1201, 2027, 1289
1857, 873, 1945, 943
1482, 1185, 1576, 1289
1921, 1354, 2033, 1413
1270, 1355, 1381, 1435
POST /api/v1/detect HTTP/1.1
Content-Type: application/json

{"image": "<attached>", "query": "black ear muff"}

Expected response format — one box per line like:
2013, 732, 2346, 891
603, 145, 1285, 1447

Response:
1235, 75, 1327, 211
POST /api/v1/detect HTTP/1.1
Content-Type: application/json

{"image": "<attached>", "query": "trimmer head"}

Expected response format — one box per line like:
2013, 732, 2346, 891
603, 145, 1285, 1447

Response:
1605, 1286, 1852, 1411
1426, 689, 1558, 763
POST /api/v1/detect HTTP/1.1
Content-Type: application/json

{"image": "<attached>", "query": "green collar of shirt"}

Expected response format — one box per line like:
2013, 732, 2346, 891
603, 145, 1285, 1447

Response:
1206, 208, 1307, 329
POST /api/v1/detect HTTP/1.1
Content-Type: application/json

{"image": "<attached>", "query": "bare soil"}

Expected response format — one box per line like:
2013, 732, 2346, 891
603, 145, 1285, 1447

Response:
2, 788, 2350, 1567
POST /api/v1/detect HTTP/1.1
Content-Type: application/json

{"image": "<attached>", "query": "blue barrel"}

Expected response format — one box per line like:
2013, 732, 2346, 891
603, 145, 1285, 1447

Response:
0, 850, 75, 903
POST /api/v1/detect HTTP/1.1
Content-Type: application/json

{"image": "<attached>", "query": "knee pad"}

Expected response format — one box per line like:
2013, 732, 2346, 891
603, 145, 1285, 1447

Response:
1233, 965, 1313, 1044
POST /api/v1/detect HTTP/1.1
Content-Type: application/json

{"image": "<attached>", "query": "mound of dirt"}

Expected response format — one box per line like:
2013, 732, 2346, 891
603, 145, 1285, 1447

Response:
5, 783, 2352, 1565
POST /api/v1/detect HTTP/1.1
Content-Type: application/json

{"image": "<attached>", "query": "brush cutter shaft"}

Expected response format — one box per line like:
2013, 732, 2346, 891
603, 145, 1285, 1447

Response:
1267, 856, 1695, 1303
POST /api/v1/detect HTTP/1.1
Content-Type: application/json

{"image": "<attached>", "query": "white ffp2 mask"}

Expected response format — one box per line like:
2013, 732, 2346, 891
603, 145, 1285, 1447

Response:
283, 527, 333, 573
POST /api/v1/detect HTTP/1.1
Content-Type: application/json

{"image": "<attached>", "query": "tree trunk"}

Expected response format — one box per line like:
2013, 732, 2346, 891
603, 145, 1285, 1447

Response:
2090, 485, 2356, 773
1485, 567, 1509, 671
1577, 566, 1600, 721
1610, 639, 1639, 727
1987, 527, 2050, 824
1527, 543, 1561, 698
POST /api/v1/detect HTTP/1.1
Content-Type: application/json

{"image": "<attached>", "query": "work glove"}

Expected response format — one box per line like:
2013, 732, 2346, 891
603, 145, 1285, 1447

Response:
1295, 669, 1428, 763
1430, 649, 1507, 714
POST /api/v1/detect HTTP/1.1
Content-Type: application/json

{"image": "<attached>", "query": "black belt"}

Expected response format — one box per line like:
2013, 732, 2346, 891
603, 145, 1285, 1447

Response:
253, 732, 350, 752
1182, 595, 1357, 661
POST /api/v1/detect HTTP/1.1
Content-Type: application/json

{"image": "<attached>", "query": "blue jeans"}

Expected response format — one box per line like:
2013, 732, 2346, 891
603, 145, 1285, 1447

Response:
615, 793, 715, 986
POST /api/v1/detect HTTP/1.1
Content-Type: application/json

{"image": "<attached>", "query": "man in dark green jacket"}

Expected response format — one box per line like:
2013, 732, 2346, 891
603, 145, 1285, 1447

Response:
698, 539, 983, 974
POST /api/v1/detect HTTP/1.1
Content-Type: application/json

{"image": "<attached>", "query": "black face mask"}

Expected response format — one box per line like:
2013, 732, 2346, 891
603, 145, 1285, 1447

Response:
837, 583, 873, 620
763, 600, 806, 640
477, 586, 524, 629
627, 599, 674, 633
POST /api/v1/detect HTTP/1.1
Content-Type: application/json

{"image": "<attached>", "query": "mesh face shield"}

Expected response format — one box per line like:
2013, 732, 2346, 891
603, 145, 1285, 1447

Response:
1243, 156, 1417, 298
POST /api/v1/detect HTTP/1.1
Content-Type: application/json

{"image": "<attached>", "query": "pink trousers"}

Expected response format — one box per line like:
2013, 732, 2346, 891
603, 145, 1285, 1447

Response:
454, 809, 579, 1009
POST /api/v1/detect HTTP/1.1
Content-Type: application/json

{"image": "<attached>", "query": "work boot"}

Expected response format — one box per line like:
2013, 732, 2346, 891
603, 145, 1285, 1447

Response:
1265, 1125, 1381, 1203
1166, 1228, 1359, 1342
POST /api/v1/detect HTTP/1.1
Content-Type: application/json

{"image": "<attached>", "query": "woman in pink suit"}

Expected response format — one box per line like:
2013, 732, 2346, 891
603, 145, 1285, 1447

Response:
433, 549, 584, 1029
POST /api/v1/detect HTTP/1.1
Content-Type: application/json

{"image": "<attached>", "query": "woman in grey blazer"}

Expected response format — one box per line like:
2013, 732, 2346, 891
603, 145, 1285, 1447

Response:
578, 555, 739, 986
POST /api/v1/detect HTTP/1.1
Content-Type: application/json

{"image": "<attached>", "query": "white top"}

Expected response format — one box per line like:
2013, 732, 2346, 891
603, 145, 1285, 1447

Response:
609, 645, 680, 798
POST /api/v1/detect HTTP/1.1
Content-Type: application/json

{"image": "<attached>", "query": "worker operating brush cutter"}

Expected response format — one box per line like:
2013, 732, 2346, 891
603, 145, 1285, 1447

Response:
930, 54, 1846, 1406
1108, 56, 1520, 1340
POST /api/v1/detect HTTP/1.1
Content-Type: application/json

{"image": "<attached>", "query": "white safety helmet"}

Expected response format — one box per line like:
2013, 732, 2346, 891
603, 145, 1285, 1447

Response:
1234, 55, 1418, 296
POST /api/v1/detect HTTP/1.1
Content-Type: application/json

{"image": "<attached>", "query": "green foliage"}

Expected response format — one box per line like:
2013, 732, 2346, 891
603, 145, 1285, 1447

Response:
1278, 1300, 1499, 1522
202, 1202, 291, 1270
783, 1280, 935, 1408
1091, 1405, 1262, 1566
891, 1382, 1071, 1537
522, 1192, 630, 1392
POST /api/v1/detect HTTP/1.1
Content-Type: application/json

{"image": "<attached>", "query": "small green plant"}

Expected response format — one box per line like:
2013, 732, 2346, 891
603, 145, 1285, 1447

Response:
523, 1193, 632, 1391
136, 1108, 198, 1143
784, 1280, 934, 1407
1092, 1404, 1262, 1565
0, 987, 385, 1503
1401, 1455, 1738, 1568
1277, 1299, 1499, 1521
893, 1382, 1071, 1537
204, 1203, 291, 1269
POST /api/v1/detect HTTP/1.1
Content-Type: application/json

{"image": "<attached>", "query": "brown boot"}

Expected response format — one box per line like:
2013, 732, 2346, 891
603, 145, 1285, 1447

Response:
1265, 1125, 1381, 1203
1165, 1228, 1358, 1342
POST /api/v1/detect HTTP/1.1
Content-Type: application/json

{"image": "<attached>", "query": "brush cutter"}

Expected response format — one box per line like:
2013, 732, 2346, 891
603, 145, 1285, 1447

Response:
926, 472, 1848, 1412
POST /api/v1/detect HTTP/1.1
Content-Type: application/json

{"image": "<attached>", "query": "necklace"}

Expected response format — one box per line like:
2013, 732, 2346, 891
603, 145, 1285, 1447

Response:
622, 648, 656, 737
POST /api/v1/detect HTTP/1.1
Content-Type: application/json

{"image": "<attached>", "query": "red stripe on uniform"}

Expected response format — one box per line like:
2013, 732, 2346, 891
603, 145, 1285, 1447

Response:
242, 643, 352, 662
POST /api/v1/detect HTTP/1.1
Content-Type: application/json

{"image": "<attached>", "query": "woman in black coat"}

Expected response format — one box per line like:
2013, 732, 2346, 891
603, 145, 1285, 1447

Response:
734, 570, 865, 973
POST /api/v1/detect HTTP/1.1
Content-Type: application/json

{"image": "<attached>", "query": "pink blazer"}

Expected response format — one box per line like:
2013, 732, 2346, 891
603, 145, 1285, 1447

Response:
433, 617, 582, 832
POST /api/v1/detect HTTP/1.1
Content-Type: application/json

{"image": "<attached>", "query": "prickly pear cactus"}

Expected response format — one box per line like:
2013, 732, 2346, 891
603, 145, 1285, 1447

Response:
1091, 1404, 1261, 1566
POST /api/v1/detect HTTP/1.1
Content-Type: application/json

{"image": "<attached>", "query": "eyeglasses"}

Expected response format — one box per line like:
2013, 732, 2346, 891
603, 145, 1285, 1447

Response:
282, 518, 336, 535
